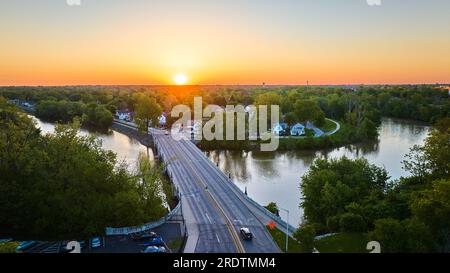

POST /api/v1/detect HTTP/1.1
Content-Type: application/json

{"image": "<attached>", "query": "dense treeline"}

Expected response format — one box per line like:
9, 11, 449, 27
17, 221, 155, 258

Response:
35, 100, 113, 131
0, 85, 448, 149
299, 117, 450, 252
0, 99, 167, 240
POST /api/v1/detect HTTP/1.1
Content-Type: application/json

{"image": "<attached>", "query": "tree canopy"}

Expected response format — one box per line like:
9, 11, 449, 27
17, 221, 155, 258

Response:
0, 102, 166, 240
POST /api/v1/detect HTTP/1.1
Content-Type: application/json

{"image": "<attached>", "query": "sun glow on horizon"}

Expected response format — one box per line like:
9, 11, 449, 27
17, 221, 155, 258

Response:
174, 74, 188, 85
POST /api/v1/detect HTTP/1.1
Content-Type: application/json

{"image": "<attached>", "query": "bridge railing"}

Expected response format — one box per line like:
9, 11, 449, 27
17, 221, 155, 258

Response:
222, 174, 297, 235
105, 201, 182, 236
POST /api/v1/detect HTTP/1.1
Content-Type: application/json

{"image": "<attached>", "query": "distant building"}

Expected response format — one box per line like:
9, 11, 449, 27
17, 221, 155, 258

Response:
272, 123, 288, 136
116, 110, 132, 121
290, 123, 306, 136
159, 112, 167, 126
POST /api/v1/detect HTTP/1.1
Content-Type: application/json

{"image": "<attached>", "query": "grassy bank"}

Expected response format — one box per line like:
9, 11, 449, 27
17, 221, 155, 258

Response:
267, 227, 306, 253
267, 228, 369, 253
198, 121, 375, 151
315, 233, 368, 253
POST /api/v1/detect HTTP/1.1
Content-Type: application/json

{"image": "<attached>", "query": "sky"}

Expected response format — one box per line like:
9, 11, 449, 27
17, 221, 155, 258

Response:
1, 0, 450, 86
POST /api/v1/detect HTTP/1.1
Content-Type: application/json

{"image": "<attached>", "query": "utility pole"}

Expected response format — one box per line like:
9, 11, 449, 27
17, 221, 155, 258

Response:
279, 207, 290, 253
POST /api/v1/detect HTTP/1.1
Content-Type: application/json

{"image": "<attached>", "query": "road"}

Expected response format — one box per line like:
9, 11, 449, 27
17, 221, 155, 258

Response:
152, 129, 281, 253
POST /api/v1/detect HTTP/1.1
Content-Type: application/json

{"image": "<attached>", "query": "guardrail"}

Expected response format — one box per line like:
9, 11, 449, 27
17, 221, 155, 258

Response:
223, 173, 297, 235
105, 201, 182, 236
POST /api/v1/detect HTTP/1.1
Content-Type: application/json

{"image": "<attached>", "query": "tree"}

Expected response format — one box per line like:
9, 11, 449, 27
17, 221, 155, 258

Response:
411, 179, 450, 251
265, 202, 280, 216
134, 94, 163, 134
403, 118, 450, 181
294, 225, 316, 253
0, 105, 167, 240
82, 103, 113, 130
300, 157, 389, 227
293, 100, 325, 125
369, 218, 405, 253
339, 213, 367, 232
369, 218, 434, 253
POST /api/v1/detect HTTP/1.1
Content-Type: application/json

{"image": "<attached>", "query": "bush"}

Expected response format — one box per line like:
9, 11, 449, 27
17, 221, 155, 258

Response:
294, 225, 316, 253
265, 202, 279, 216
339, 213, 367, 232
326, 215, 340, 232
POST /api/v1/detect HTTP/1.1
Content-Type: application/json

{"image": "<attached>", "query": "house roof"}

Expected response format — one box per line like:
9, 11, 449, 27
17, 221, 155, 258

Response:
292, 123, 305, 128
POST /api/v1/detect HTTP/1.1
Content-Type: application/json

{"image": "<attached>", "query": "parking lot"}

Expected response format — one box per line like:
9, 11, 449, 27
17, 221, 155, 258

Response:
83, 223, 183, 253
20, 222, 183, 254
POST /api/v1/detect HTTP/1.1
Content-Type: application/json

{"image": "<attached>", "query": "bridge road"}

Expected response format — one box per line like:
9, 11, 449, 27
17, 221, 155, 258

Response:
153, 130, 280, 253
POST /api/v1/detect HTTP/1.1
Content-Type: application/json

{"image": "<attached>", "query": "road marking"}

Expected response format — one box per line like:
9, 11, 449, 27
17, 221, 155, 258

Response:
171, 140, 246, 253
215, 234, 221, 243
205, 212, 213, 224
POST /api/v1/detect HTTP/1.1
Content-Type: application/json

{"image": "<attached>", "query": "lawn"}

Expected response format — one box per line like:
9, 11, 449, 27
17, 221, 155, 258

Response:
319, 119, 337, 133
267, 227, 305, 253
167, 237, 184, 253
315, 233, 369, 253
267, 228, 369, 253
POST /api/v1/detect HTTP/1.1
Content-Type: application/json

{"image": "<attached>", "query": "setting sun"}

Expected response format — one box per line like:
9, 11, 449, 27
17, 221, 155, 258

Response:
174, 74, 188, 85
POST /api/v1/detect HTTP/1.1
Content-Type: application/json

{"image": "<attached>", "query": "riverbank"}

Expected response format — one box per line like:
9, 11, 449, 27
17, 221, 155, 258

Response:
198, 120, 372, 151
111, 121, 154, 147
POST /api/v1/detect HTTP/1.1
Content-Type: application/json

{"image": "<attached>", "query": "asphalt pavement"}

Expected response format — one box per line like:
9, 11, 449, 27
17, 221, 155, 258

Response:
153, 130, 280, 253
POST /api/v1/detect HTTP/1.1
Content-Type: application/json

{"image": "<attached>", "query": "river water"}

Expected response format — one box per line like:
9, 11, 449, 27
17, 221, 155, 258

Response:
205, 118, 430, 226
34, 117, 430, 226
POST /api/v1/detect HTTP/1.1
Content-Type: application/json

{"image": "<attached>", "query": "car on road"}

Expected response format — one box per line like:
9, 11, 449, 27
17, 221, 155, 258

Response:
90, 237, 102, 249
142, 237, 164, 247
240, 228, 253, 241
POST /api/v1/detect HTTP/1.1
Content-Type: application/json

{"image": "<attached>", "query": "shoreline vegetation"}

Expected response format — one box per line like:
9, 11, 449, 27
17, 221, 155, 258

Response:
1, 85, 449, 251
0, 99, 173, 240
2, 85, 447, 151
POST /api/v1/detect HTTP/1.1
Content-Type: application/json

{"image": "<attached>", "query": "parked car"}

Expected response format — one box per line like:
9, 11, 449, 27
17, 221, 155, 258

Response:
142, 237, 164, 247
240, 228, 253, 241
143, 246, 167, 253
16, 241, 37, 252
130, 231, 158, 241
90, 237, 102, 249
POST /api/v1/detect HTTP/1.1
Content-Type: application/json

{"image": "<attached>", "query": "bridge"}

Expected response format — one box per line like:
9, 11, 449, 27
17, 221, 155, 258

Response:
114, 120, 295, 253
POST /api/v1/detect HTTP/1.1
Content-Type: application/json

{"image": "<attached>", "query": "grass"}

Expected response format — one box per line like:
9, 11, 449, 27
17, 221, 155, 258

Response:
319, 119, 337, 133
267, 227, 306, 253
168, 237, 184, 253
267, 228, 369, 253
315, 233, 369, 253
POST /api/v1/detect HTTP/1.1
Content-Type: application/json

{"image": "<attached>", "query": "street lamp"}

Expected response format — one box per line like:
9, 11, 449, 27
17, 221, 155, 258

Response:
278, 207, 290, 253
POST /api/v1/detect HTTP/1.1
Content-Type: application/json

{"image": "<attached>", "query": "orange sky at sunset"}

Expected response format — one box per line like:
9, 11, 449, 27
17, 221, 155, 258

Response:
1, 0, 449, 86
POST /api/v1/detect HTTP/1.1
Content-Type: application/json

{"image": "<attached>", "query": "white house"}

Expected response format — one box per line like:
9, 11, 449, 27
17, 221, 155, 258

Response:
116, 110, 131, 121
159, 113, 167, 126
272, 123, 288, 136
290, 123, 306, 136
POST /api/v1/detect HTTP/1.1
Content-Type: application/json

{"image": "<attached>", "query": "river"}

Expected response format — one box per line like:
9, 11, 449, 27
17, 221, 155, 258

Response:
205, 118, 431, 226
33, 117, 430, 226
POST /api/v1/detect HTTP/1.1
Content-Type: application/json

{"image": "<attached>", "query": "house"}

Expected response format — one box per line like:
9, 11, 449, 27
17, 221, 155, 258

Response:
159, 112, 167, 126
21, 102, 32, 108
272, 123, 288, 136
290, 123, 305, 136
116, 110, 132, 121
